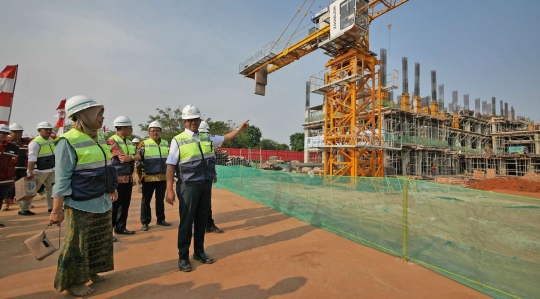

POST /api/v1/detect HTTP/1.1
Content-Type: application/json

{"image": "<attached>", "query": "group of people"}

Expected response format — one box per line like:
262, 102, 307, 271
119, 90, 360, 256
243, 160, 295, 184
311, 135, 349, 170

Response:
0, 95, 249, 296
0, 120, 57, 226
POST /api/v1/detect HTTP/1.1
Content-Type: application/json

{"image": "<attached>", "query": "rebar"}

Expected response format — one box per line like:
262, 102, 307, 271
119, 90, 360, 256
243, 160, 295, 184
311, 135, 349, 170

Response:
402, 57, 408, 94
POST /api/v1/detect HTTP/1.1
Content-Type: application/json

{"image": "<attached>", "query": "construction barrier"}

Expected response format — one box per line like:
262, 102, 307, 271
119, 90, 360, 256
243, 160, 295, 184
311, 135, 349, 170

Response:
214, 165, 540, 299
218, 148, 311, 162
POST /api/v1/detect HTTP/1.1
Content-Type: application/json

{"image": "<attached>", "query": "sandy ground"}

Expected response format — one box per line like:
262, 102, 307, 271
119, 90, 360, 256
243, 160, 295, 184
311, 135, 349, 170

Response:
468, 177, 540, 199
0, 188, 489, 299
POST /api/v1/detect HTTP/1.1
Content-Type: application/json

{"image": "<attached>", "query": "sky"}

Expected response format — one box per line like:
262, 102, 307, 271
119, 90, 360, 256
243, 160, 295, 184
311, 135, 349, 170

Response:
2, 0, 540, 142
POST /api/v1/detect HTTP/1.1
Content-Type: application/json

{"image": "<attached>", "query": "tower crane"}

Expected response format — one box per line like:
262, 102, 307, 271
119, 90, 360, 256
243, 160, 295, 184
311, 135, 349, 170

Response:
239, 0, 408, 177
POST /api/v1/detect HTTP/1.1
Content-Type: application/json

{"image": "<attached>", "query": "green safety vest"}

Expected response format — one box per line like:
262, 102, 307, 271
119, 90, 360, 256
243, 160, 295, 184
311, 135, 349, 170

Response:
109, 134, 136, 175
142, 138, 169, 175
33, 136, 55, 170
60, 129, 116, 201
173, 132, 216, 185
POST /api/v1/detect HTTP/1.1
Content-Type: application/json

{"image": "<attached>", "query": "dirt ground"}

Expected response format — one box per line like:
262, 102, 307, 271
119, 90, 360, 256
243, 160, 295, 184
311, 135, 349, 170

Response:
0, 188, 489, 299
468, 177, 540, 199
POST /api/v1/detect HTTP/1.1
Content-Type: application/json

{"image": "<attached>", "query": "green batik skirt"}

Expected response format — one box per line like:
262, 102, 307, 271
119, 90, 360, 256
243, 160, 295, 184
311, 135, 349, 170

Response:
54, 206, 114, 292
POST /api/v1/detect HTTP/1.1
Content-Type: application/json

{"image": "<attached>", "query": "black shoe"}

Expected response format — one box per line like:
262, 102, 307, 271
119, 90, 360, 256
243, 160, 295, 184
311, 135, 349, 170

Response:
178, 259, 192, 272
193, 252, 214, 264
206, 226, 224, 233
0, 223, 5, 228
115, 229, 136, 235
112, 236, 118, 242
156, 221, 171, 226
47, 209, 52, 213
141, 224, 149, 231
18, 210, 36, 216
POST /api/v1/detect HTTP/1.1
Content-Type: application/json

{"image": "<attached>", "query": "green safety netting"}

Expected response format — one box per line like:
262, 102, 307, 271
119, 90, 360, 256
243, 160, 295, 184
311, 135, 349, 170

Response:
214, 165, 540, 299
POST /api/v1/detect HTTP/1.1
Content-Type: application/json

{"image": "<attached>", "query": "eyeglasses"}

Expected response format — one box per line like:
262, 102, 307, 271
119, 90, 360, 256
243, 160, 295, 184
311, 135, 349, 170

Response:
149, 130, 161, 133
185, 119, 201, 123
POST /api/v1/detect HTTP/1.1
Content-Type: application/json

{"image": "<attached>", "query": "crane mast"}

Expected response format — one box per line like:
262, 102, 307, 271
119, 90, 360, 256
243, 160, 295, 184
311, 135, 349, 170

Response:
239, 0, 408, 177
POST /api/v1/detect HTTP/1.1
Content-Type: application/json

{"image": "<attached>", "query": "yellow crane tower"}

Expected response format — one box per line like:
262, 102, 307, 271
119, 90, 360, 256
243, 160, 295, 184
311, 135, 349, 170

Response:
239, 0, 408, 177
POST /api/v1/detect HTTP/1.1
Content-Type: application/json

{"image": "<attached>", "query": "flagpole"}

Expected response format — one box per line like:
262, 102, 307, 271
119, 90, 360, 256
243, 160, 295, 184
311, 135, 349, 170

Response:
7, 65, 18, 124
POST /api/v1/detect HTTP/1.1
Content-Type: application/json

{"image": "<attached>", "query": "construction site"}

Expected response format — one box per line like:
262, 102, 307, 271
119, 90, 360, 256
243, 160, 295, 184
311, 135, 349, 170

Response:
304, 52, 540, 177
236, 1, 540, 299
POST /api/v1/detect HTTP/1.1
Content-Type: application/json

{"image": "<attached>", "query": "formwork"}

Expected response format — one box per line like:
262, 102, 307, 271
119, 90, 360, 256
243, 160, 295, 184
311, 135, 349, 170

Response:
215, 165, 540, 299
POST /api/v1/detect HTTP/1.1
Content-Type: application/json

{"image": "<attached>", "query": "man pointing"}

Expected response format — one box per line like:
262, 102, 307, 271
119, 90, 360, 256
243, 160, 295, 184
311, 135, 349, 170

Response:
165, 105, 249, 272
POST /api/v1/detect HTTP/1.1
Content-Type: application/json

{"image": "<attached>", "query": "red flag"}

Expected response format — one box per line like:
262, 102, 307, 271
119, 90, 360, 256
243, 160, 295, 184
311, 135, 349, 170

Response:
0, 65, 18, 125
54, 99, 66, 135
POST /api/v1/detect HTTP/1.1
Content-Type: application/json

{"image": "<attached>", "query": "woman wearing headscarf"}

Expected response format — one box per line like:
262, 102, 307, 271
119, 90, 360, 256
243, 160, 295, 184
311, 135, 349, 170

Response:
49, 95, 118, 297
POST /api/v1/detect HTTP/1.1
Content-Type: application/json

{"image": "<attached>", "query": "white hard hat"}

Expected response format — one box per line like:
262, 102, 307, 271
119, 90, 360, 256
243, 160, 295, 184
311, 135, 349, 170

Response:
36, 121, 54, 130
22, 132, 30, 139
9, 123, 24, 131
148, 121, 162, 130
0, 124, 10, 134
199, 121, 210, 133
181, 105, 201, 120
113, 116, 133, 127
66, 95, 104, 119
132, 138, 140, 143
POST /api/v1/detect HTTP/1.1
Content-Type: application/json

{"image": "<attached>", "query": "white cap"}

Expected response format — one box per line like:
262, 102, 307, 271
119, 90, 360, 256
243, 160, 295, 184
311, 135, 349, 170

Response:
181, 105, 201, 120
9, 123, 24, 131
0, 124, 10, 134
113, 116, 133, 127
66, 95, 104, 119
36, 121, 54, 130
148, 121, 162, 130
199, 121, 210, 133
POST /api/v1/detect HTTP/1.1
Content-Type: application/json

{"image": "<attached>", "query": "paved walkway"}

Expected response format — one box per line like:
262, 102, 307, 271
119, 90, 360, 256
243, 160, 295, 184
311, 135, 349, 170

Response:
0, 188, 488, 298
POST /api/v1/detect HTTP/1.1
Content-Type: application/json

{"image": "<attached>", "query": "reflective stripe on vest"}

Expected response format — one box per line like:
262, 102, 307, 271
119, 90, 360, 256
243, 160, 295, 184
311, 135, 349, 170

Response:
60, 129, 113, 201
109, 134, 136, 175
33, 136, 55, 170
142, 138, 169, 175
173, 132, 215, 185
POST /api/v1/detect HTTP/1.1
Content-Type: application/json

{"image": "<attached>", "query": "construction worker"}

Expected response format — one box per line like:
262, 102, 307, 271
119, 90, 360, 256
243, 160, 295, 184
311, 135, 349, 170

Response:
26, 121, 56, 214
137, 121, 171, 231
198, 120, 223, 234
109, 116, 141, 237
165, 104, 249, 272
5, 123, 31, 212
132, 138, 140, 147
0, 124, 18, 227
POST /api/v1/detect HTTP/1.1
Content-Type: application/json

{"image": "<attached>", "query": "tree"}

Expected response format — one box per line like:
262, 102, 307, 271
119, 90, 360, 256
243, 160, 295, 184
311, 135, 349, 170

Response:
290, 132, 304, 151
138, 106, 184, 142
258, 138, 280, 150
222, 125, 262, 149
208, 120, 235, 136
277, 143, 290, 150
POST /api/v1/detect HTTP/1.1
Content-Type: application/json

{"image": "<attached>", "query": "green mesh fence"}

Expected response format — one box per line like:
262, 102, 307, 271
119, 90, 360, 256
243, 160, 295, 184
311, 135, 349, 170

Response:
214, 166, 540, 299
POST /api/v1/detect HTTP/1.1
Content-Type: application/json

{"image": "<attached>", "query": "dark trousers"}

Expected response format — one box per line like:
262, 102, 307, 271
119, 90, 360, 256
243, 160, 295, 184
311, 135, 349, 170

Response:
140, 180, 166, 225
206, 197, 216, 228
112, 182, 133, 231
0, 185, 11, 210
177, 180, 212, 260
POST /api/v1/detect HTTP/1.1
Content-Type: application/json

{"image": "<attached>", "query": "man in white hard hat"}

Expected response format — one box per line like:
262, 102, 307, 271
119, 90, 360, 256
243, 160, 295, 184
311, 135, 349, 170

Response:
5, 123, 31, 212
26, 121, 56, 215
136, 121, 171, 231
0, 124, 18, 226
109, 116, 141, 236
132, 138, 140, 147
165, 105, 249, 272
198, 121, 223, 234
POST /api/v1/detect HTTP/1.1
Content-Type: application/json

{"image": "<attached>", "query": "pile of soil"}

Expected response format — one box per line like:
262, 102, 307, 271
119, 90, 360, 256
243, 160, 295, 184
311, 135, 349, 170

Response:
468, 178, 540, 193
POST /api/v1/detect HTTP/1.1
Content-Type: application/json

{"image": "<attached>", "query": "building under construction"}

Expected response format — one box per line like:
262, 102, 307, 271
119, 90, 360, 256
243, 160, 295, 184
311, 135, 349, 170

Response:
304, 49, 540, 177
